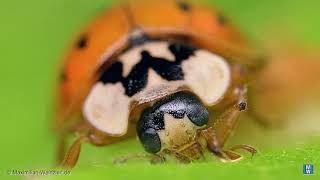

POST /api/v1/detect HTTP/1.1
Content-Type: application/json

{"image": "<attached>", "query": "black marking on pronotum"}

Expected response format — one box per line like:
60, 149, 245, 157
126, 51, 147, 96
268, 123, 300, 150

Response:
99, 61, 123, 83
76, 35, 88, 49
177, 1, 191, 11
99, 42, 197, 97
136, 91, 209, 153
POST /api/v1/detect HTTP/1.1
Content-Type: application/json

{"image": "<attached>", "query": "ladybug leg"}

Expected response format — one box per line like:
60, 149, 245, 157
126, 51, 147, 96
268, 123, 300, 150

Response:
222, 150, 244, 162
60, 129, 136, 168
210, 86, 247, 147
200, 128, 250, 162
57, 122, 93, 167
200, 85, 256, 162
218, 145, 257, 162
60, 135, 89, 168
229, 144, 257, 157
168, 142, 205, 163
200, 127, 235, 162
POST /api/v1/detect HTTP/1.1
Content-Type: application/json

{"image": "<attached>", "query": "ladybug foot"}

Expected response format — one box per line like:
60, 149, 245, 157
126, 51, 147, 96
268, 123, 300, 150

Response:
211, 144, 257, 163
229, 144, 257, 157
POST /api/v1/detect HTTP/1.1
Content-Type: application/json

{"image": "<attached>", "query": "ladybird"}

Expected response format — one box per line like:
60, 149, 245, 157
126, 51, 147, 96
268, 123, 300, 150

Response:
56, 0, 263, 168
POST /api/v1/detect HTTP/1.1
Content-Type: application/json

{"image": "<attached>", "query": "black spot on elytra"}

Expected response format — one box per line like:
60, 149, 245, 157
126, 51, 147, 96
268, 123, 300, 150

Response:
177, 1, 191, 11
217, 12, 227, 25
76, 35, 88, 49
60, 71, 66, 82
99, 42, 196, 97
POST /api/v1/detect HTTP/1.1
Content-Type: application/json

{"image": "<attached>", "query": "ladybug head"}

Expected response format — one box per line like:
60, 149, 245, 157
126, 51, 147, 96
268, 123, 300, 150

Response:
136, 91, 209, 154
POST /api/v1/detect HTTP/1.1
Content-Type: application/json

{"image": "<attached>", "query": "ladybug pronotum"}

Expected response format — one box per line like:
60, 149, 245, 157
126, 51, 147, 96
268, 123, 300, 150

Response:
56, 0, 263, 168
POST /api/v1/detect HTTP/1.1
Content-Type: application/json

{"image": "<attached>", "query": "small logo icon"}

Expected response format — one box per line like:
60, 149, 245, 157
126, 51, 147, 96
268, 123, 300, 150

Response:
303, 164, 314, 175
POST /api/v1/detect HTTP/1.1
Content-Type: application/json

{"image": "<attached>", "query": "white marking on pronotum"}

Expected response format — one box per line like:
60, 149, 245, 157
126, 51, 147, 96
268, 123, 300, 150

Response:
182, 50, 231, 105
83, 82, 130, 136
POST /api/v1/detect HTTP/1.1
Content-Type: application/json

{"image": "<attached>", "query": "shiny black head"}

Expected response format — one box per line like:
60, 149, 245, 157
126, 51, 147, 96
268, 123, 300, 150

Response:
136, 91, 209, 154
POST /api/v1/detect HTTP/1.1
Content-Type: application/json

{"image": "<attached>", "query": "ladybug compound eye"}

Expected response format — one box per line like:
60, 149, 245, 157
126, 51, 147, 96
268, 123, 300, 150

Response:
138, 128, 162, 154
136, 91, 209, 154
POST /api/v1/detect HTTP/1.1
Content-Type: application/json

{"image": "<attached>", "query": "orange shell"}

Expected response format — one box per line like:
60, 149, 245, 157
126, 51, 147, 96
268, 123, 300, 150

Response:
55, 0, 255, 131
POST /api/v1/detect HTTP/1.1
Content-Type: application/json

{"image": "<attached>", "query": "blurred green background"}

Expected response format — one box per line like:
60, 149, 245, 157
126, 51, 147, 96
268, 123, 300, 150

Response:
1, 0, 320, 179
